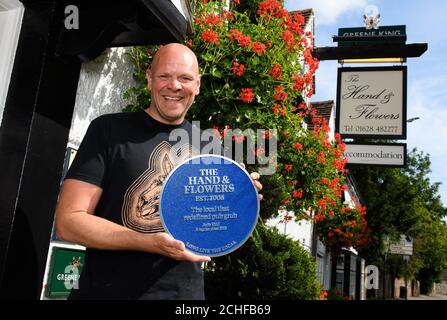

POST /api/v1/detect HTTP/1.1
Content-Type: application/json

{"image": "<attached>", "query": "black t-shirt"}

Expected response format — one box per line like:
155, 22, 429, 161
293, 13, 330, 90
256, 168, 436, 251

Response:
65, 110, 221, 300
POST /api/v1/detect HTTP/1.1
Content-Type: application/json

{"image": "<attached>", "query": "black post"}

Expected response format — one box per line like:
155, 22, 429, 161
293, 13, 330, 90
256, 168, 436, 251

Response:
0, 1, 81, 298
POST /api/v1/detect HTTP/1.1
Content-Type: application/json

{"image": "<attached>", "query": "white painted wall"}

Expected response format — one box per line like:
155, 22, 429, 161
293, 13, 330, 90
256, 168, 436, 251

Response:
266, 210, 313, 252
68, 47, 137, 149
0, 0, 24, 126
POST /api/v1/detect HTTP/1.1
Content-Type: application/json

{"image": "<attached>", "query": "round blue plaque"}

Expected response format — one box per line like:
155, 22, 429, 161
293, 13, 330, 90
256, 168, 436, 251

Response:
159, 154, 259, 257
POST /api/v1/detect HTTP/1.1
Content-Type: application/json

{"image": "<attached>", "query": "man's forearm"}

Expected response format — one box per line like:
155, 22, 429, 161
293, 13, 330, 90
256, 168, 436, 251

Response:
55, 210, 149, 252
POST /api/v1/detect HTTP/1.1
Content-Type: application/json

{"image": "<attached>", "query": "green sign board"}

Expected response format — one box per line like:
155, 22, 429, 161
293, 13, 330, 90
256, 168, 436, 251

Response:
45, 247, 85, 298
337, 25, 406, 46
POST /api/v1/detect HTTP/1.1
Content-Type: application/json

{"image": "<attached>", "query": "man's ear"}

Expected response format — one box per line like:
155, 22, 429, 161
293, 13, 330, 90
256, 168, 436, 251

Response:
196, 74, 201, 95
146, 68, 152, 90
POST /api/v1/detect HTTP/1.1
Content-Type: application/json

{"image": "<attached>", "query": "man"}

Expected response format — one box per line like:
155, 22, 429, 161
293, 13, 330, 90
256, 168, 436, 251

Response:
55, 43, 262, 299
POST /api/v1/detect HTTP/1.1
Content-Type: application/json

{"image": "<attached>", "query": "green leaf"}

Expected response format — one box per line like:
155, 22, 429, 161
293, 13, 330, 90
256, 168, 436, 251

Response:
211, 67, 223, 78
202, 53, 214, 62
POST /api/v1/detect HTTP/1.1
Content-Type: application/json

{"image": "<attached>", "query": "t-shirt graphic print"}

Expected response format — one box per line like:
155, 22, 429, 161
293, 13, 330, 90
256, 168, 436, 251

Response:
121, 141, 199, 233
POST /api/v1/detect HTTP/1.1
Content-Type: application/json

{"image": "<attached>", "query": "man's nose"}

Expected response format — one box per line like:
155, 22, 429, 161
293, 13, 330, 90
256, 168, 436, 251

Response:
167, 78, 182, 90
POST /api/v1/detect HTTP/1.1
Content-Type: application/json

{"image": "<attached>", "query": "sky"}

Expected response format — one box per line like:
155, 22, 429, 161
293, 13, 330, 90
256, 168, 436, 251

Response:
285, 0, 447, 207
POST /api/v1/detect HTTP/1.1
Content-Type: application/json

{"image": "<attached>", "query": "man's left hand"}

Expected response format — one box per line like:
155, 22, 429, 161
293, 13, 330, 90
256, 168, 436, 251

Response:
240, 163, 263, 201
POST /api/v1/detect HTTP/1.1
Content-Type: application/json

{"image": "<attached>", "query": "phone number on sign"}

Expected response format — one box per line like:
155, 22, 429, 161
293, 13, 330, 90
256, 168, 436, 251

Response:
353, 125, 399, 134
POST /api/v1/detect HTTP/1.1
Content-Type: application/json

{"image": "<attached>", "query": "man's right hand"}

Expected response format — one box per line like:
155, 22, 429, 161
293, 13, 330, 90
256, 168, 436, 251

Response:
151, 232, 211, 263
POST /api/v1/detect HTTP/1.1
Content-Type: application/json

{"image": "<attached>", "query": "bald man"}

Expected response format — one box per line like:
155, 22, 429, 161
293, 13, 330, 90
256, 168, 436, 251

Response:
55, 43, 261, 300
146, 43, 201, 125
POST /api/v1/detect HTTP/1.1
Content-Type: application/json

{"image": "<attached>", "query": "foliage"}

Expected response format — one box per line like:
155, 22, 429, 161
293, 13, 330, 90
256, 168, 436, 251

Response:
314, 200, 370, 257
414, 220, 447, 293
351, 148, 447, 290
204, 224, 320, 300
121, 47, 152, 112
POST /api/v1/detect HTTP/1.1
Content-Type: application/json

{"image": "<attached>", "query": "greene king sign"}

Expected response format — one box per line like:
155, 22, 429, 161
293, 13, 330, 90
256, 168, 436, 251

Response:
336, 66, 407, 139
344, 143, 406, 167
337, 25, 406, 47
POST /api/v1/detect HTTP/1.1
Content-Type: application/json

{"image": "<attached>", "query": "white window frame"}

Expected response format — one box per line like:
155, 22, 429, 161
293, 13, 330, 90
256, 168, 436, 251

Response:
0, 0, 24, 126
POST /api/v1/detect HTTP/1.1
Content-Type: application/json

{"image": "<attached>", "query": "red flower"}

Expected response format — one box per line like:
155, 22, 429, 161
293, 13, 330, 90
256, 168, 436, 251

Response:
274, 86, 287, 102
293, 74, 305, 91
284, 13, 305, 35
292, 143, 303, 150
229, 29, 251, 47
252, 42, 266, 55
284, 164, 293, 172
279, 105, 287, 117
232, 134, 245, 144
240, 88, 255, 103
272, 104, 287, 117
281, 30, 296, 50
257, 0, 282, 16
231, 61, 245, 76
212, 126, 220, 137
222, 11, 234, 20
334, 158, 348, 173
334, 133, 342, 144
280, 213, 293, 223
262, 130, 273, 139
252, 147, 265, 157
317, 151, 326, 164
269, 63, 283, 80
272, 104, 281, 114
319, 290, 329, 300
293, 189, 303, 199
202, 13, 222, 27
318, 199, 327, 211
201, 29, 219, 43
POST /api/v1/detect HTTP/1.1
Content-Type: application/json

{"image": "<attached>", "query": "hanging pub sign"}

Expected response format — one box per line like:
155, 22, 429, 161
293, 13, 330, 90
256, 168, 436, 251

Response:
387, 235, 413, 256
344, 142, 406, 167
337, 25, 406, 47
336, 66, 407, 139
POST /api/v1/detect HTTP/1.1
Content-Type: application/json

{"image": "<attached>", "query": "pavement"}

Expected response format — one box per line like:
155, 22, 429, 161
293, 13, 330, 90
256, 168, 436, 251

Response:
407, 294, 447, 300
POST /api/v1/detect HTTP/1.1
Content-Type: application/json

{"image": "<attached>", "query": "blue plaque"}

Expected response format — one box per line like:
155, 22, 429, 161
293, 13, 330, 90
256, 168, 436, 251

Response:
160, 154, 259, 257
